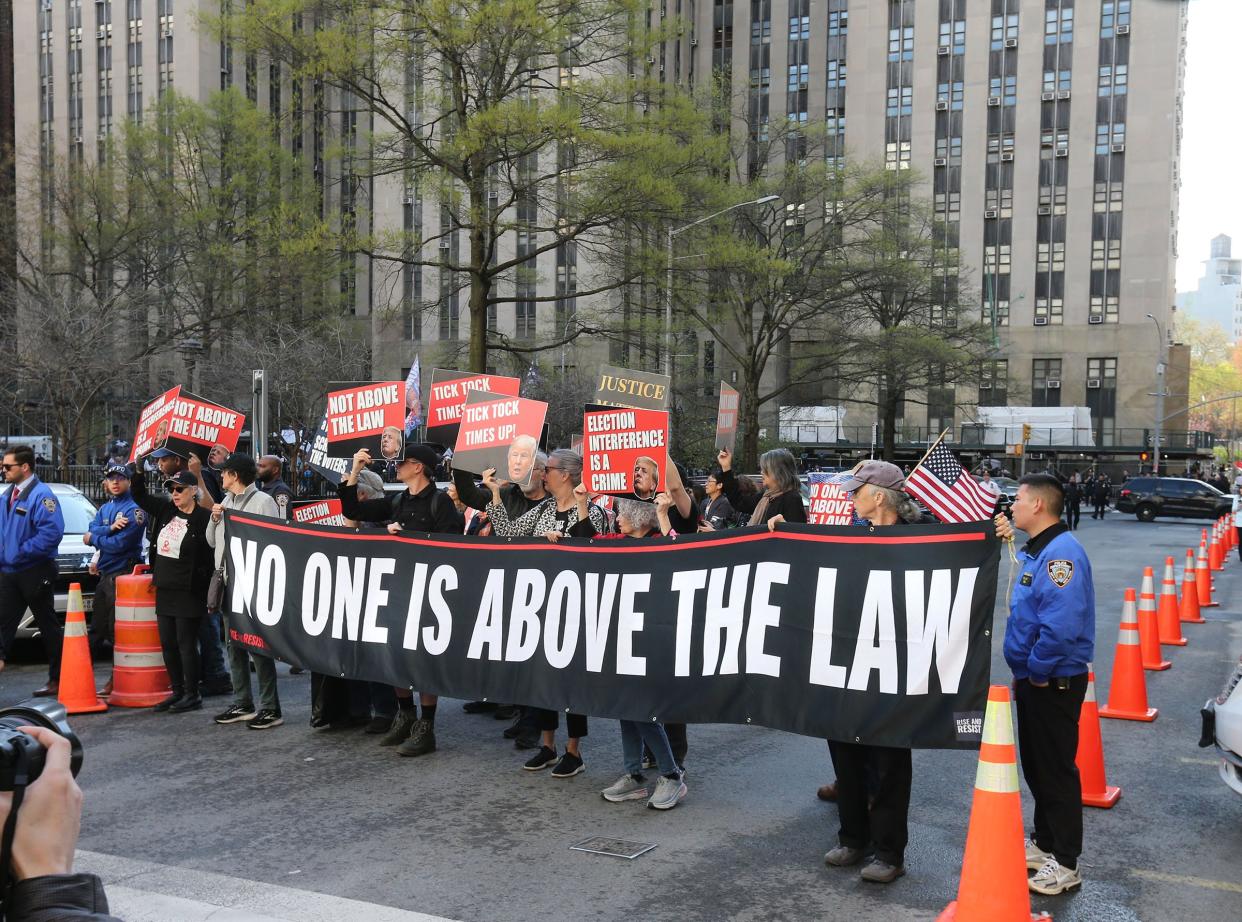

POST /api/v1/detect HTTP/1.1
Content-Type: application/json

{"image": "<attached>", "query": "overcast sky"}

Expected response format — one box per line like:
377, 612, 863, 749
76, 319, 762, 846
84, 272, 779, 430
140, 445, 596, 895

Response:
1176, 0, 1242, 292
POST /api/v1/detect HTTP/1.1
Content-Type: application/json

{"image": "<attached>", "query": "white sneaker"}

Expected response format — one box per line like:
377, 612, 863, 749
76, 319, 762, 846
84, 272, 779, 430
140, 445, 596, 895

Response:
1028, 858, 1082, 895
1025, 837, 1054, 871
647, 774, 687, 810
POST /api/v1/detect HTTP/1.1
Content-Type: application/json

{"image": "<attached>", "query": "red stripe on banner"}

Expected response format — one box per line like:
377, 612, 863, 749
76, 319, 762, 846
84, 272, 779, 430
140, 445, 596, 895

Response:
228, 515, 989, 551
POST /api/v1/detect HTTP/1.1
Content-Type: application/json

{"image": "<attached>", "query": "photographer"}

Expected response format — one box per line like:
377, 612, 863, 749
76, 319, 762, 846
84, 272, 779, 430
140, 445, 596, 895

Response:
1, 728, 119, 920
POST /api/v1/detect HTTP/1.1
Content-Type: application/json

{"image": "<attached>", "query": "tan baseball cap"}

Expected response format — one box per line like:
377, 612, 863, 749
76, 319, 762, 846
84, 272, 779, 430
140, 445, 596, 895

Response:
841, 460, 906, 492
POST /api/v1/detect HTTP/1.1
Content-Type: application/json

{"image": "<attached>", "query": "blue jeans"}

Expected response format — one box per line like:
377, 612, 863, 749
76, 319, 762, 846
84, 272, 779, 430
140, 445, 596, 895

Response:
199, 611, 229, 684
620, 720, 679, 776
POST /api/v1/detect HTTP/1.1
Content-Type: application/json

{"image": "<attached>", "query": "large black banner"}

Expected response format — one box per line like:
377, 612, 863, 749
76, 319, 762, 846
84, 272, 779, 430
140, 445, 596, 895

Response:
223, 513, 998, 749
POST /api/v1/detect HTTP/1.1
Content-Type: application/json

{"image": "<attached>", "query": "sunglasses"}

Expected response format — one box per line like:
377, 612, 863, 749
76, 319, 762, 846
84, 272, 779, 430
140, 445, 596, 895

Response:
1, 463, 22, 470
166, 485, 193, 494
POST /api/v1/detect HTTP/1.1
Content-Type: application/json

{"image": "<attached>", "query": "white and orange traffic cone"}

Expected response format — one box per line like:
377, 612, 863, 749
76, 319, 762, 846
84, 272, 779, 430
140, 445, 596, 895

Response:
1098, 589, 1157, 722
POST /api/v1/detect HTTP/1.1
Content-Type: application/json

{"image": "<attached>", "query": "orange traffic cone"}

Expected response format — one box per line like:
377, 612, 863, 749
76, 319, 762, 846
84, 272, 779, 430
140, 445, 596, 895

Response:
1195, 543, 1219, 609
1181, 549, 1205, 625
936, 685, 1051, 922
1076, 666, 1120, 808
1158, 556, 1188, 646
57, 584, 107, 715
1209, 526, 1223, 572
1098, 589, 1157, 722
1137, 567, 1171, 670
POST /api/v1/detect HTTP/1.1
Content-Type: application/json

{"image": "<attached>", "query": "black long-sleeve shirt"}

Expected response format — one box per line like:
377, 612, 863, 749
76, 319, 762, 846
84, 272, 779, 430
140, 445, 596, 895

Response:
338, 481, 463, 534
452, 468, 543, 520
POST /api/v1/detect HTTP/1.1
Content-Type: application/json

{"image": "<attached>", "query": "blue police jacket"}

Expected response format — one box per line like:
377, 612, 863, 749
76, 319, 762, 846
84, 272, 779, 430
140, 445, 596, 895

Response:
0, 477, 66, 573
87, 491, 146, 576
1004, 521, 1094, 684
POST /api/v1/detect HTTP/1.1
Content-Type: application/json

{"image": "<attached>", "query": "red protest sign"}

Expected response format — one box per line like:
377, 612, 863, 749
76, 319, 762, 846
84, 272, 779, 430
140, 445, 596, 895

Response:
582, 407, 669, 496
325, 381, 406, 461
715, 382, 740, 453
131, 387, 245, 461
292, 499, 348, 527
426, 369, 521, 445
807, 477, 855, 525
452, 390, 548, 486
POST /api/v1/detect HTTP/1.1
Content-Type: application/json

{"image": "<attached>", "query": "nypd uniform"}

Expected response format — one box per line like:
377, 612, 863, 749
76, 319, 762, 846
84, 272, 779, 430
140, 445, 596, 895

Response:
86, 464, 147, 657
1004, 520, 1094, 871
0, 475, 66, 681
259, 476, 293, 521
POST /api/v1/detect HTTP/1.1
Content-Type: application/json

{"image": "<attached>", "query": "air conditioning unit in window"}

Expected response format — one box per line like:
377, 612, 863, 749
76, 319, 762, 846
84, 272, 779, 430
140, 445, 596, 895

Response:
1111, 143, 1126, 153
690, 38, 698, 46
402, 194, 414, 205
1001, 152, 1014, 162
1055, 148, 1069, 157
934, 157, 948, 167
1038, 205, 1052, 215
1034, 317, 1049, 326
1041, 92, 1055, 101
979, 381, 993, 390
937, 45, 950, 56
984, 208, 999, 219
97, 29, 107, 39
1116, 24, 1130, 35
162, 28, 172, 38
1088, 314, 1104, 324
1047, 379, 1061, 389
1087, 378, 1101, 388
987, 96, 1001, 107
438, 240, 451, 249
935, 101, 948, 111
646, 56, 655, 64
1004, 38, 1018, 48
1058, 90, 1071, 99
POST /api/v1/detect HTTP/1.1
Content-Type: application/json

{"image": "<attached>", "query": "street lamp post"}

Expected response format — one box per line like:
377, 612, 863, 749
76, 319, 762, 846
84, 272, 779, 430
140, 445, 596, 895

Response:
664, 194, 781, 380
1147, 313, 1166, 476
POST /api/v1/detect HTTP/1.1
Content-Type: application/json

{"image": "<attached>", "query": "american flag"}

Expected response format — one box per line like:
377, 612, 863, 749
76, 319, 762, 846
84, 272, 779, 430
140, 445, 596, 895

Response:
906, 442, 999, 523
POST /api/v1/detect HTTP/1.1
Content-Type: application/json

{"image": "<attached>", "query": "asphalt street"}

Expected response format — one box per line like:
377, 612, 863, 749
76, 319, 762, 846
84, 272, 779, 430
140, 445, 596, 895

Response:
1, 512, 1240, 921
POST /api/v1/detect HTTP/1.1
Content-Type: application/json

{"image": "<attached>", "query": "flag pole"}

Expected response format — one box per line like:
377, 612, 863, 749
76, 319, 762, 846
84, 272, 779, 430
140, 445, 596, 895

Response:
909, 428, 951, 477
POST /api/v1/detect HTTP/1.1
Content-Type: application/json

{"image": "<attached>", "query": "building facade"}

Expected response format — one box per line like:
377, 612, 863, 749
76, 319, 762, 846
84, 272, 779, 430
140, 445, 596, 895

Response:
1176, 233, 1242, 341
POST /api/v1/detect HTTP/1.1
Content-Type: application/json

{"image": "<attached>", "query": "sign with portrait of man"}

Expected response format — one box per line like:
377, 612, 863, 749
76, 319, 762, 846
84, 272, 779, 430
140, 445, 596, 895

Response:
451, 389, 549, 487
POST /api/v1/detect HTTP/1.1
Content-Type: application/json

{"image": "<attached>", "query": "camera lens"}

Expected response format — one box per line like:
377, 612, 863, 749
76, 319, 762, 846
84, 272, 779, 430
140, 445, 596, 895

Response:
0, 700, 83, 791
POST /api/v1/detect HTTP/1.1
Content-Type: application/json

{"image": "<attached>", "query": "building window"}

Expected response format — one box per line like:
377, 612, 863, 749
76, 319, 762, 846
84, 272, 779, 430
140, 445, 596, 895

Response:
1086, 357, 1117, 445
1032, 358, 1063, 407
979, 359, 1008, 407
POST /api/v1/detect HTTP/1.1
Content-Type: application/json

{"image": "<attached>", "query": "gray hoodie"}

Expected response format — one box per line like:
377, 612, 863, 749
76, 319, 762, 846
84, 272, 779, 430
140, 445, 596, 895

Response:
205, 483, 281, 570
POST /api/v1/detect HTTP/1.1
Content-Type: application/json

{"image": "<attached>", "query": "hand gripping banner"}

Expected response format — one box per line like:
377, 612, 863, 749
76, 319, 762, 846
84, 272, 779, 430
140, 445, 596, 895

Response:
223, 515, 999, 749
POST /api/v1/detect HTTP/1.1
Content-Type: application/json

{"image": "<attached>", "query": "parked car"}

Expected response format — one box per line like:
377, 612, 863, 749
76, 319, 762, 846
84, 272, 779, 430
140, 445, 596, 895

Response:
1114, 476, 1233, 522
0, 483, 100, 639
1200, 654, 1242, 796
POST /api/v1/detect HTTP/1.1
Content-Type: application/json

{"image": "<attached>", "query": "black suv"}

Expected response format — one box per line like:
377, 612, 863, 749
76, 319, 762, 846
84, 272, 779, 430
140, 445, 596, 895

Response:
1115, 477, 1233, 522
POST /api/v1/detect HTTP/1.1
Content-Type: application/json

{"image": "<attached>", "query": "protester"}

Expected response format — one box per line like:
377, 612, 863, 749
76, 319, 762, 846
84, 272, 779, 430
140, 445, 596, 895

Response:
0, 727, 122, 921
130, 464, 213, 713
256, 455, 294, 520
486, 449, 606, 777
340, 443, 462, 756
716, 447, 807, 528
996, 475, 1093, 896
631, 456, 698, 533
206, 454, 286, 730
699, 469, 735, 531
821, 461, 923, 885
1063, 473, 1082, 531
0, 445, 65, 696
83, 462, 146, 698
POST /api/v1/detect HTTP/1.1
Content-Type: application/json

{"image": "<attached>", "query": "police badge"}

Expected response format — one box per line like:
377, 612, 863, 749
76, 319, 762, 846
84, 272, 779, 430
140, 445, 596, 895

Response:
1047, 559, 1074, 588
41, 497, 57, 513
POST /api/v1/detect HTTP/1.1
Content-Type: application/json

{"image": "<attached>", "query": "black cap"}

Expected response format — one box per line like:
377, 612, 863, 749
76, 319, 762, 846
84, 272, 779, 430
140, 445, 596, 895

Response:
102, 462, 130, 479
162, 471, 198, 491
219, 453, 256, 479
401, 442, 440, 471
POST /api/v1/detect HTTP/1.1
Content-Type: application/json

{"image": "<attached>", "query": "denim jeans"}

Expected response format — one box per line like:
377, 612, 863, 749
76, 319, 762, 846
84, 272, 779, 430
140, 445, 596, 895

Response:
199, 610, 229, 684
226, 628, 280, 712
620, 720, 678, 776
370, 682, 397, 719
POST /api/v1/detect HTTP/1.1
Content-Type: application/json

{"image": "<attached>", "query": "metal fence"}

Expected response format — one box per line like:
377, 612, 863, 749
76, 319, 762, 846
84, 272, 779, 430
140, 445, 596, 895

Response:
35, 464, 340, 505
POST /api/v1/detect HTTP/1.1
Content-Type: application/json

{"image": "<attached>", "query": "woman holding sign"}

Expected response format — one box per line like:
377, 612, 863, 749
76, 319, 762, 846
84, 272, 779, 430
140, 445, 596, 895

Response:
484, 449, 607, 779
716, 448, 807, 528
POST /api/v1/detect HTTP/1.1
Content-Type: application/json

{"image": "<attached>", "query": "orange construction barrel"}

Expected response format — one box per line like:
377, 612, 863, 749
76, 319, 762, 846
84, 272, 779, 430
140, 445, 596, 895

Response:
109, 565, 171, 707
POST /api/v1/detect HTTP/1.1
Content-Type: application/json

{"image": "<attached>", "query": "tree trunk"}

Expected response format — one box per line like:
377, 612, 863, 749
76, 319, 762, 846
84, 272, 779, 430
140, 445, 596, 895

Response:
739, 376, 762, 472
467, 177, 489, 374
880, 391, 898, 462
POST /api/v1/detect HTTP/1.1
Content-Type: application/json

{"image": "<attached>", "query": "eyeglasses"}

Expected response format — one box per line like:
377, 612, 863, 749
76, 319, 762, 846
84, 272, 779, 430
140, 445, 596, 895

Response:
1, 463, 21, 470
544, 464, 562, 473
166, 485, 193, 494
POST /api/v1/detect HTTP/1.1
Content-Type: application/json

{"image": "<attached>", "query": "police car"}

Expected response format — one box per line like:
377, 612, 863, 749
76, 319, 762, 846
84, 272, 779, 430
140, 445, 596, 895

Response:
1201, 655, 1242, 796
0, 483, 100, 640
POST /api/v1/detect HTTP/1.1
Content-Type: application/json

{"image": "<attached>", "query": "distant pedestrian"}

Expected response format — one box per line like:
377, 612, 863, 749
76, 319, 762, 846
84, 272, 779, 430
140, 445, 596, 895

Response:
1063, 473, 1082, 531
1090, 475, 1109, 519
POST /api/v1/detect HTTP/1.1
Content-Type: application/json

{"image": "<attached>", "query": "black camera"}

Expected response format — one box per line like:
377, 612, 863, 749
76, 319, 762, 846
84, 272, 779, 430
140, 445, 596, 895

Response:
0, 700, 82, 791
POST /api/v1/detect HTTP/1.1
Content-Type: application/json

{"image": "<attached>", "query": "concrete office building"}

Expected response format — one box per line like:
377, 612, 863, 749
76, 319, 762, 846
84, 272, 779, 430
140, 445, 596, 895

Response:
1177, 233, 1242, 341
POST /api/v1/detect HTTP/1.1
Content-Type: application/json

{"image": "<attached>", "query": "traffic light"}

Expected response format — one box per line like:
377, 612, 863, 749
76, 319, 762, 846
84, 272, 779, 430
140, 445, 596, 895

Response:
1139, 451, 1149, 463
1021, 423, 1032, 443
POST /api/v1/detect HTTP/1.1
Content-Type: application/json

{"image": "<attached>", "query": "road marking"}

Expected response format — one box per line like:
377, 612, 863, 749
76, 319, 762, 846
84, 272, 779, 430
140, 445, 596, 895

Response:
75, 849, 462, 922
1176, 757, 1219, 766
1131, 869, 1242, 894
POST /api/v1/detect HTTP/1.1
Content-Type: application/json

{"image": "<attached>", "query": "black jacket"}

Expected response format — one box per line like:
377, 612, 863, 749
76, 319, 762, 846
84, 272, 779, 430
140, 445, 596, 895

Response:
130, 470, 214, 597
719, 469, 807, 524
338, 481, 463, 534
452, 468, 543, 520
9, 873, 121, 921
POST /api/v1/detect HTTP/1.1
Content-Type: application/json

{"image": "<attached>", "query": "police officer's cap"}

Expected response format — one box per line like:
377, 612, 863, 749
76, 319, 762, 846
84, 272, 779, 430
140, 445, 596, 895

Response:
102, 462, 130, 480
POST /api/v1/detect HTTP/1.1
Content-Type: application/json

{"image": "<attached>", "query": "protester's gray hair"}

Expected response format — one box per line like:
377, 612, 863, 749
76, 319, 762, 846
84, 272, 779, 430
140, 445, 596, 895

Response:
356, 469, 385, 500
548, 449, 584, 486
870, 484, 923, 523
533, 451, 548, 471
759, 448, 800, 495
615, 498, 658, 534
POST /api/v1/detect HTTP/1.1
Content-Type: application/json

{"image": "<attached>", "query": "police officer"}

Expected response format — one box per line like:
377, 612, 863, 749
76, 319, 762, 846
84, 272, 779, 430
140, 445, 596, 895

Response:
84, 462, 147, 697
255, 455, 294, 521
0, 444, 66, 695
996, 474, 1093, 896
